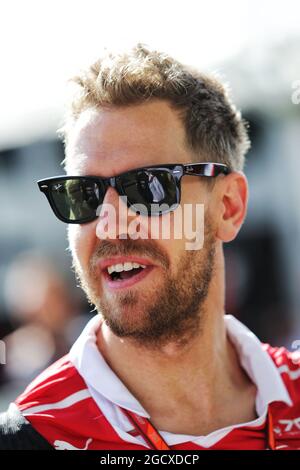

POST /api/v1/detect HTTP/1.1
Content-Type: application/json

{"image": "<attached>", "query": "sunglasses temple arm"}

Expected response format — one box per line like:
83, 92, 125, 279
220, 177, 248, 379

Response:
183, 164, 230, 177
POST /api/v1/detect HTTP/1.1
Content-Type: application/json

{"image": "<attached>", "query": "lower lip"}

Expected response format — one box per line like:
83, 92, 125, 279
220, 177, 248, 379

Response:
102, 266, 154, 290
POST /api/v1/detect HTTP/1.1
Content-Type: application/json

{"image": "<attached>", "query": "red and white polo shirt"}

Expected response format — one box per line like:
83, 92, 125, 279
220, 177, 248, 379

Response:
14, 314, 300, 450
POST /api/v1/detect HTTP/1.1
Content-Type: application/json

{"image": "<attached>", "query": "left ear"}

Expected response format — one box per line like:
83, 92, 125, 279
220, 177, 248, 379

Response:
215, 171, 249, 243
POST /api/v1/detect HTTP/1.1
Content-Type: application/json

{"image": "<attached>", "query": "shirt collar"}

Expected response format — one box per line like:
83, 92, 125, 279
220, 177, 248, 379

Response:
224, 315, 292, 413
69, 313, 292, 419
69, 314, 151, 417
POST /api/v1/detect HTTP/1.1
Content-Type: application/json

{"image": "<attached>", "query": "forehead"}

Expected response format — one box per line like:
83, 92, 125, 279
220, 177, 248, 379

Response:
65, 100, 190, 176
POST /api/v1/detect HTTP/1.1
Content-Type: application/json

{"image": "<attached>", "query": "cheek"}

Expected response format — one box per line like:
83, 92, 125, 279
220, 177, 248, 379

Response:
179, 181, 209, 247
67, 224, 95, 270
180, 179, 208, 209
159, 238, 183, 272
157, 214, 186, 272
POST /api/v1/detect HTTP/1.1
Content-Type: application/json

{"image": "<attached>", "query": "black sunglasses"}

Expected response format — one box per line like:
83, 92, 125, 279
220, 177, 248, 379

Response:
37, 162, 230, 224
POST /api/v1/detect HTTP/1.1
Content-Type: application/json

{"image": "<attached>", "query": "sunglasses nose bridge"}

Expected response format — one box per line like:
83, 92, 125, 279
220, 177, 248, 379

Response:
172, 165, 184, 181
98, 176, 116, 198
108, 176, 117, 189
98, 176, 124, 208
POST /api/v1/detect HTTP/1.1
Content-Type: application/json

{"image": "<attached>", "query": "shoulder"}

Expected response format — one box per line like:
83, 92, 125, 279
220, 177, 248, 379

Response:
0, 355, 83, 449
15, 354, 89, 411
0, 403, 53, 450
10, 354, 126, 450
11, 354, 96, 449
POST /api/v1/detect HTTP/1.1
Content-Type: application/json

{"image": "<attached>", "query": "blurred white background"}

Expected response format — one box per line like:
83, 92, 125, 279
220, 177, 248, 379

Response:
1, 0, 299, 147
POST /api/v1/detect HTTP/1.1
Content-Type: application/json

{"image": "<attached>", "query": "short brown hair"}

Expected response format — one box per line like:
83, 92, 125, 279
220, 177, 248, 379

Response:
59, 43, 250, 171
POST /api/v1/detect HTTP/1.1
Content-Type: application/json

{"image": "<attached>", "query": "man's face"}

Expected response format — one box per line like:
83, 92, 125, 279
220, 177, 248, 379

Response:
67, 100, 217, 350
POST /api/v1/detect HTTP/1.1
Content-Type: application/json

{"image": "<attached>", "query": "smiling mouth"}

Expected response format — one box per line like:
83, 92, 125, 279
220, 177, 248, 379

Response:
101, 260, 154, 288
109, 266, 145, 281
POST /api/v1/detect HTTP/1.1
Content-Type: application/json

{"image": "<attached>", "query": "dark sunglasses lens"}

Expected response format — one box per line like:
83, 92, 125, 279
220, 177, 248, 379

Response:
120, 169, 179, 214
49, 179, 102, 222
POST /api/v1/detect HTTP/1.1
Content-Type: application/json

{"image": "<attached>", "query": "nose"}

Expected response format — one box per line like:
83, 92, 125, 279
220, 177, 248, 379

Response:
95, 186, 122, 240
95, 186, 149, 241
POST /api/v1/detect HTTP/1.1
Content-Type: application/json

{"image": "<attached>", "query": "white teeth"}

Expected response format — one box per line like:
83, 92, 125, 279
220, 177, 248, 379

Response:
107, 262, 146, 275
124, 262, 133, 271
107, 266, 114, 275
115, 264, 124, 273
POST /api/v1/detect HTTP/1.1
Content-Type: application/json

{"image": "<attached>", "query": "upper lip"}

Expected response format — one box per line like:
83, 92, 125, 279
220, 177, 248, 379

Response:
98, 256, 155, 272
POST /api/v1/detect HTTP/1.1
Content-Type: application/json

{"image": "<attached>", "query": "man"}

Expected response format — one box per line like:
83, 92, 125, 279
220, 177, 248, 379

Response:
1, 44, 299, 450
